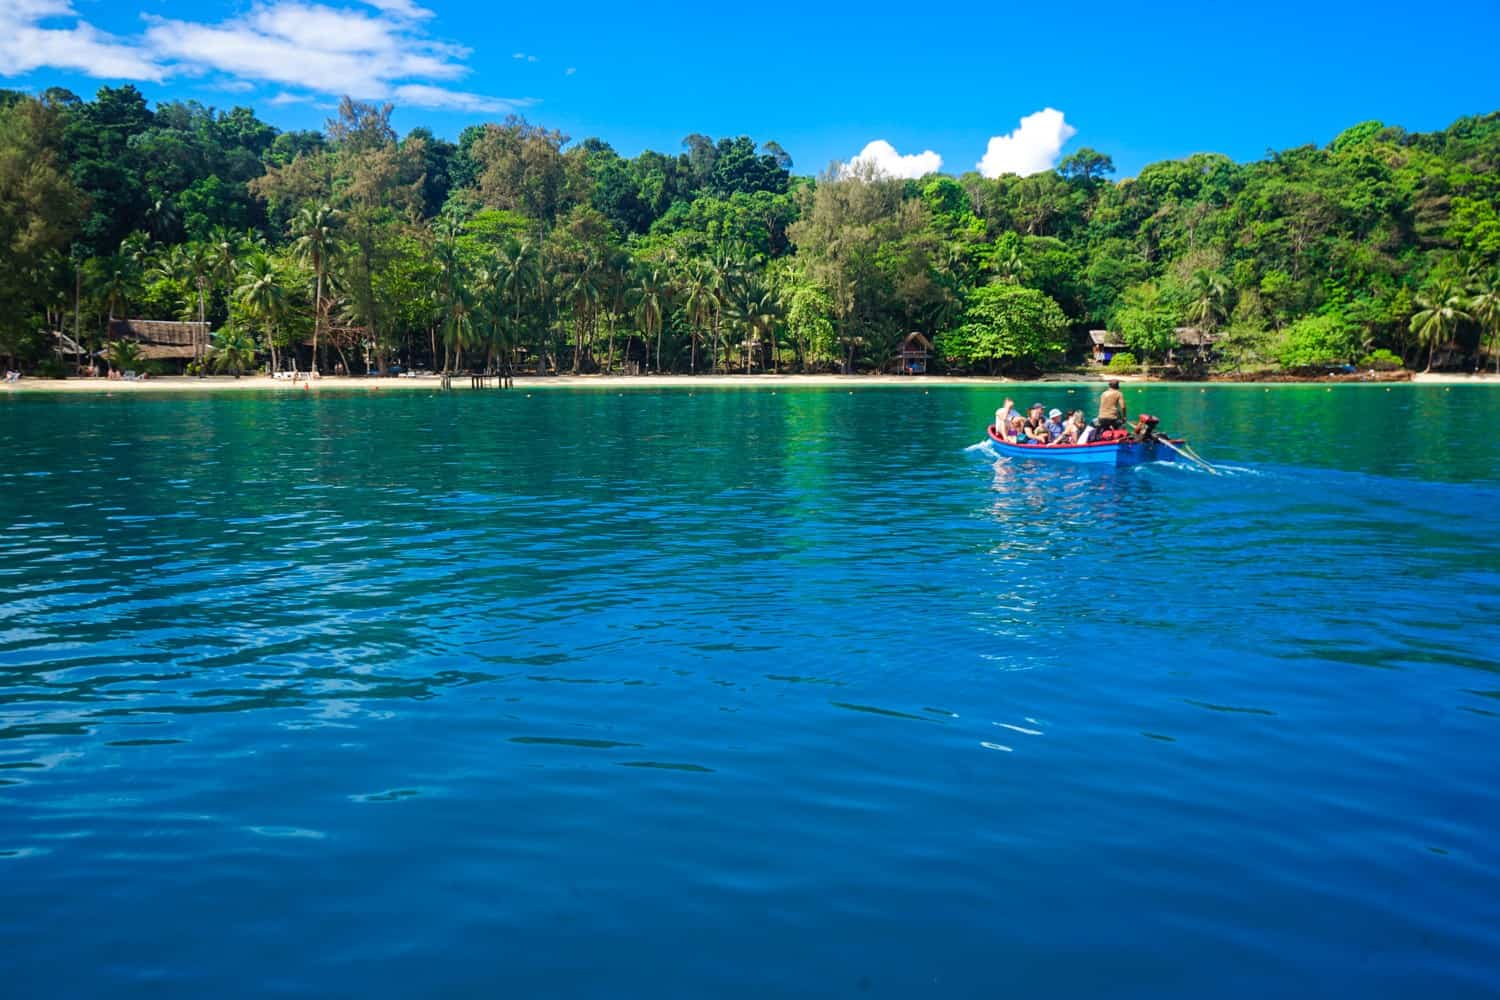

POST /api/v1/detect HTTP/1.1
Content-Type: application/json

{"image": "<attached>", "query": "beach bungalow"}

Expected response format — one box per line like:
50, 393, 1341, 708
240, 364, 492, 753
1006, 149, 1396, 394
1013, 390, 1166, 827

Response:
1089, 330, 1125, 364
108, 319, 210, 370
1171, 327, 1220, 363
897, 332, 933, 374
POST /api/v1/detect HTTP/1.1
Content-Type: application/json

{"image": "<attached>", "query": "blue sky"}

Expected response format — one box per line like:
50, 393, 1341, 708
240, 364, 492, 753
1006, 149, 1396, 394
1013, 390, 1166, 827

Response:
4, 0, 1499, 178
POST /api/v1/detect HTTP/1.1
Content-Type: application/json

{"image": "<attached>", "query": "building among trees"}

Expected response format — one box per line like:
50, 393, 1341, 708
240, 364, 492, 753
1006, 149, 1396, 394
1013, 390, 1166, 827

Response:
107, 319, 210, 370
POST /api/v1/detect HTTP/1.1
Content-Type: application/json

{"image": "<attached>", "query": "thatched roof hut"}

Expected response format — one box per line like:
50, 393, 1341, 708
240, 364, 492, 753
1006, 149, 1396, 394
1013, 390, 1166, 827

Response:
897, 332, 932, 374
1088, 329, 1125, 349
1174, 327, 1220, 348
107, 319, 210, 360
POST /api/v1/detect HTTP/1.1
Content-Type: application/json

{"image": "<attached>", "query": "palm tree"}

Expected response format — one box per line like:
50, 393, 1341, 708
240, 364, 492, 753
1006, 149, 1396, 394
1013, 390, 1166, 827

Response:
1465, 268, 1500, 374
634, 266, 672, 373
492, 239, 539, 377
206, 227, 241, 303
1186, 269, 1230, 333
104, 339, 143, 375
235, 254, 289, 373
431, 212, 472, 373
148, 242, 210, 334
210, 325, 258, 377
1409, 283, 1472, 373
681, 261, 715, 374
146, 198, 178, 242
563, 253, 604, 373
601, 249, 631, 374
291, 204, 340, 375
472, 264, 507, 376
708, 252, 741, 370
96, 256, 139, 328
745, 288, 783, 373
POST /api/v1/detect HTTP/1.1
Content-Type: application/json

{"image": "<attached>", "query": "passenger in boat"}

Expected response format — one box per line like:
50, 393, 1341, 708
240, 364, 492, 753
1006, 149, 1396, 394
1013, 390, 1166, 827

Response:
1005, 414, 1027, 443
1026, 402, 1046, 431
995, 398, 1017, 436
1097, 379, 1127, 430
1131, 413, 1160, 442
996, 395, 1020, 431
1044, 408, 1066, 440
1077, 416, 1098, 444
1054, 411, 1084, 445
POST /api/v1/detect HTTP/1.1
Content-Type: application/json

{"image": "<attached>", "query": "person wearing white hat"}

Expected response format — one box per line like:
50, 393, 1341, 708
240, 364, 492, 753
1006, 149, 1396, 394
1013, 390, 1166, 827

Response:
1044, 408, 1066, 440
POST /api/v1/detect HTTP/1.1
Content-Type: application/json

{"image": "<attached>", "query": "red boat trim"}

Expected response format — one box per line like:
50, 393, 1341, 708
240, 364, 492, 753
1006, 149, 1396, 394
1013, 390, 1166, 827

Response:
985, 426, 1183, 450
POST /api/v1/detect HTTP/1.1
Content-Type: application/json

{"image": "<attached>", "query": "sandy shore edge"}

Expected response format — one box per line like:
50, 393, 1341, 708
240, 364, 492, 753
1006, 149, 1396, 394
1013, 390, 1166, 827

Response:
4, 371, 1498, 393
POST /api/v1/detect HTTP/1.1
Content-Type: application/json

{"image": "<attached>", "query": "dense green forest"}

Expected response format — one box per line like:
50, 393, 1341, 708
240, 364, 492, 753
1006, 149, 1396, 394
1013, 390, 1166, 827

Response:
2, 84, 1499, 376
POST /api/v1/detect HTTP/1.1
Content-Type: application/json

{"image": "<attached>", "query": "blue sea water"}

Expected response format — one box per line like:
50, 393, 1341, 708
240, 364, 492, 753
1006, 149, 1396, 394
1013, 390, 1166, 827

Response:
1, 383, 1498, 998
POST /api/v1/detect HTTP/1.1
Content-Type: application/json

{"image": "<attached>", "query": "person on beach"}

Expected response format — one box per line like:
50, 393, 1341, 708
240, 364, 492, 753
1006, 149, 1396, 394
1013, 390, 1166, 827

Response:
1097, 380, 1126, 430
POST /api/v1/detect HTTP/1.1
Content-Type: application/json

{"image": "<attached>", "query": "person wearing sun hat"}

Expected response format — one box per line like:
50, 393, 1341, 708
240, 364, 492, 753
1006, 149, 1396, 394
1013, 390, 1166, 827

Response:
1044, 407, 1066, 440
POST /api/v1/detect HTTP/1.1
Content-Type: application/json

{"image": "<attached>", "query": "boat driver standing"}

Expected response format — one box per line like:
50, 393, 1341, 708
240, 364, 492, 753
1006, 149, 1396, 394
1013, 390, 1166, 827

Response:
1097, 379, 1127, 430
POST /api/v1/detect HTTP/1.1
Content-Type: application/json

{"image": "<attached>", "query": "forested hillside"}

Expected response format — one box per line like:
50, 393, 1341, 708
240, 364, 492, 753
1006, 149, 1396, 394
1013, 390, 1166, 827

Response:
2, 84, 1498, 375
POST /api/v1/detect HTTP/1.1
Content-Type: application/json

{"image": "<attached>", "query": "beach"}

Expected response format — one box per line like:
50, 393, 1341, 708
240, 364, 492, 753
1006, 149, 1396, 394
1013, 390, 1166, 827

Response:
5, 370, 1498, 394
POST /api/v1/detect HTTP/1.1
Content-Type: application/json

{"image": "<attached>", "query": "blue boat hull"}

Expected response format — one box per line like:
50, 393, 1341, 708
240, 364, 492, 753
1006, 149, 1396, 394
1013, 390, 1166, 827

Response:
986, 425, 1179, 466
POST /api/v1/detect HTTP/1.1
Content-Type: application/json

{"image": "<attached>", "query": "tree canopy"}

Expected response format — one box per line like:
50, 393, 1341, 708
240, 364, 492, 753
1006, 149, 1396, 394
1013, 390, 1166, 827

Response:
2, 84, 1499, 376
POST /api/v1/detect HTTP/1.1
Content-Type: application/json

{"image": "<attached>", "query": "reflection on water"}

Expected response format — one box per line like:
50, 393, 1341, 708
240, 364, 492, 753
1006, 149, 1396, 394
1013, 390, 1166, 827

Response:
2, 386, 1500, 998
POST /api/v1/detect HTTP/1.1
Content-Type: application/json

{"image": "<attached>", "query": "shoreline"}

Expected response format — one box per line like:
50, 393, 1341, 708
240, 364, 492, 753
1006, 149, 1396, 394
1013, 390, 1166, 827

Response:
4, 371, 1498, 394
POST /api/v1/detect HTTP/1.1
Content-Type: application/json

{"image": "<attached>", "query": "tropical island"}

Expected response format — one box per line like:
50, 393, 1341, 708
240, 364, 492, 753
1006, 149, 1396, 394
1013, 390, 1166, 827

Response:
2, 86, 1498, 384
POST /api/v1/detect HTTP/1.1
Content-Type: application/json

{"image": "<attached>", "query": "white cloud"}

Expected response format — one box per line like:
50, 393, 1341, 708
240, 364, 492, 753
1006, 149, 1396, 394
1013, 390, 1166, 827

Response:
0, 0, 526, 114
564, 67, 576, 76
358, 0, 434, 19
392, 83, 528, 113
977, 108, 1077, 178
0, 1, 164, 80
843, 139, 942, 180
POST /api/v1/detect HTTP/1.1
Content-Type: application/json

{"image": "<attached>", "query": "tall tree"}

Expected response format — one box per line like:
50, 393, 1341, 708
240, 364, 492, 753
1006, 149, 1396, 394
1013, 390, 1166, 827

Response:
1409, 284, 1471, 372
1466, 268, 1500, 373
235, 253, 290, 372
291, 203, 340, 374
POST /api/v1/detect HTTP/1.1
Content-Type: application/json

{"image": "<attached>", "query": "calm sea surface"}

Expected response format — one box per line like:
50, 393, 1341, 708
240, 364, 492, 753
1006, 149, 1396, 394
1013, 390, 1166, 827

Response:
2, 384, 1498, 998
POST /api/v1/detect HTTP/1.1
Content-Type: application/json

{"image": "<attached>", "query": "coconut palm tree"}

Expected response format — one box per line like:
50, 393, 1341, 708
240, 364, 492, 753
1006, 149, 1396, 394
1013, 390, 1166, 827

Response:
1466, 268, 1500, 373
291, 204, 340, 374
235, 254, 290, 373
104, 339, 143, 375
494, 239, 538, 376
562, 253, 604, 373
1409, 283, 1472, 373
680, 261, 715, 374
1186, 269, 1230, 333
430, 212, 474, 373
745, 287, 784, 373
634, 266, 672, 373
206, 227, 241, 302
210, 325, 257, 377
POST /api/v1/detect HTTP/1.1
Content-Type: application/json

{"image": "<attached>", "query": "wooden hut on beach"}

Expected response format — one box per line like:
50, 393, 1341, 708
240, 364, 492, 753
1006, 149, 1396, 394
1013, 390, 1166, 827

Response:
897, 332, 932, 374
108, 319, 210, 369
1089, 330, 1126, 364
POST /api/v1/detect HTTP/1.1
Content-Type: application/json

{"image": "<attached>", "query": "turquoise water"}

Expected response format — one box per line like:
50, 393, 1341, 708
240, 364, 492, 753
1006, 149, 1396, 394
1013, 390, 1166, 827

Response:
2, 384, 1498, 997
